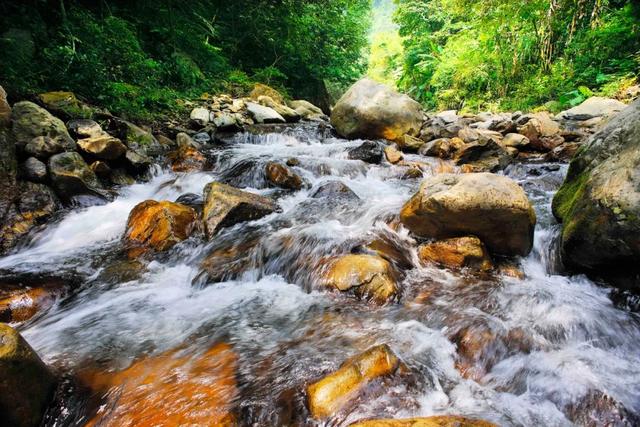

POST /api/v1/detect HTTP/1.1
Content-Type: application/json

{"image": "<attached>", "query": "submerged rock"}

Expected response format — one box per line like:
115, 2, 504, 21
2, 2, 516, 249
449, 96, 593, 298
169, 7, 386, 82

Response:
552, 99, 640, 280
83, 343, 238, 426
124, 200, 197, 258
311, 181, 360, 201
401, 173, 536, 256
350, 416, 497, 427
307, 344, 400, 419
331, 79, 423, 142
202, 182, 277, 239
0, 324, 56, 427
265, 162, 303, 190
348, 141, 384, 164
167, 145, 208, 173
324, 254, 399, 304
419, 236, 492, 271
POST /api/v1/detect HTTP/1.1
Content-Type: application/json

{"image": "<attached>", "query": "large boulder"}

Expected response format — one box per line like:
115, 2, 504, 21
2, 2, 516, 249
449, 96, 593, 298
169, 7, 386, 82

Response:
249, 83, 285, 105
331, 79, 423, 142
307, 344, 399, 419
517, 112, 563, 152
37, 91, 94, 119
124, 200, 197, 258
288, 100, 328, 121
11, 101, 75, 151
202, 182, 277, 239
552, 99, 640, 278
349, 416, 497, 427
257, 96, 300, 122
558, 97, 627, 121
0, 324, 56, 427
324, 254, 398, 304
401, 174, 536, 256
48, 152, 104, 200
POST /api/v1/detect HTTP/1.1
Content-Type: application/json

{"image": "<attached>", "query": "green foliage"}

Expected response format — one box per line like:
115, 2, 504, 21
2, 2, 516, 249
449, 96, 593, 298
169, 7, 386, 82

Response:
0, 0, 371, 119
393, 0, 640, 112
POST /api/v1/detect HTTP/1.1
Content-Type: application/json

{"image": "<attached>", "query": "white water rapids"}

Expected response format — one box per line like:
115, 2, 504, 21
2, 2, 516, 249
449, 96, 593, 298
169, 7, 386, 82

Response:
1, 123, 639, 426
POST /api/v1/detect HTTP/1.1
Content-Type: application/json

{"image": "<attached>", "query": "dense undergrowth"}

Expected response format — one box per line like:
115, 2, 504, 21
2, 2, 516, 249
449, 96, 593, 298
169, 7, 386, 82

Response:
0, 0, 370, 120
392, 0, 640, 112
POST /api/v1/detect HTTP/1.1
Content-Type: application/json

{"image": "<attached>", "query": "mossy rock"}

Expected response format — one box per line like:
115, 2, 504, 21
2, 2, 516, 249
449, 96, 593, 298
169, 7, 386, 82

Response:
552, 99, 640, 280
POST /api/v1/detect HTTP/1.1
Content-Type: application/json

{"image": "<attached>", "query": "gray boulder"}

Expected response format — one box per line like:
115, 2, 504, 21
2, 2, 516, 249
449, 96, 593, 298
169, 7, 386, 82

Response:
246, 102, 286, 124
11, 101, 74, 151
20, 157, 47, 182
331, 79, 423, 142
48, 152, 104, 200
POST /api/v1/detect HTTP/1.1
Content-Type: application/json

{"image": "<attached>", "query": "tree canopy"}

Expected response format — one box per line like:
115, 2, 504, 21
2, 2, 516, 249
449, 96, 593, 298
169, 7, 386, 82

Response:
0, 0, 371, 118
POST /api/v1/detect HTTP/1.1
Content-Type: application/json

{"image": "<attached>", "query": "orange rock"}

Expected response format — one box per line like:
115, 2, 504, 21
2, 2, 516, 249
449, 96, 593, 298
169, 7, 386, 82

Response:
167, 145, 207, 172
497, 263, 525, 279
265, 161, 303, 190
418, 236, 492, 271
452, 326, 496, 381
125, 200, 197, 258
307, 344, 400, 419
384, 145, 404, 164
324, 254, 399, 304
84, 343, 238, 427
349, 415, 497, 427
431, 159, 455, 175
0, 288, 57, 323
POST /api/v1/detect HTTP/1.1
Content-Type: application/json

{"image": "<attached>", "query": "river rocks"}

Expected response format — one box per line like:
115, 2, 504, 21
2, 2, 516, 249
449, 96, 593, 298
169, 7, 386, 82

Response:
48, 152, 104, 200
0, 324, 56, 427
307, 344, 400, 419
12, 101, 75, 151
558, 97, 627, 121
258, 95, 301, 122
419, 137, 464, 160
398, 134, 425, 152
212, 112, 240, 131
176, 132, 199, 149
114, 118, 162, 158
517, 112, 562, 152
167, 145, 207, 172
311, 181, 359, 201
37, 91, 92, 119
20, 157, 47, 182
246, 102, 286, 124
0, 85, 11, 126
401, 173, 536, 256
84, 342, 238, 426
24, 136, 65, 159
331, 79, 423, 142
350, 416, 497, 427
124, 200, 197, 257
418, 236, 492, 271
67, 118, 102, 138
0, 182, 61, 254
552, 99, 640, 278
77, 134, 126, 160
124, 149, 152, 171
265, 162, 303, 190
203, 182, 277, 239
250, 83, 285, 105
348, 141, 384, 164
289, 99, 328, 121
454, 139, 512, 172
190, 107, 211, 126
502, 133, 530, 148
324, 254, 398, 304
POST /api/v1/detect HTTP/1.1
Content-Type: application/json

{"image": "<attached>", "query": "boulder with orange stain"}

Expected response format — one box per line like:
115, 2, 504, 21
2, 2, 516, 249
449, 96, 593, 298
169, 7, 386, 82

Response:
324, 254, 399, 304
167, 144, 208, 172
349, 415, 498, 427
265, 161, 303, 190
331, 79, 423, 143
307, 344, 400, 419
0, 288, 59, 323
124, 200, 197, 258
83, 343, 239, 427
418, 236, 492, 272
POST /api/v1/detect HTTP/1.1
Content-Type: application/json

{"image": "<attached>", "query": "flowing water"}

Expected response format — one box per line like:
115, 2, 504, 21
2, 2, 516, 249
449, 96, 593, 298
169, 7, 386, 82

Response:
2, 123, 639, 426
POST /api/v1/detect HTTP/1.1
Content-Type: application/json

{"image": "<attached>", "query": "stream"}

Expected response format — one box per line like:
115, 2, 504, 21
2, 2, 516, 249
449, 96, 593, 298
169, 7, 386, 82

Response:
1, 122, 639, 426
